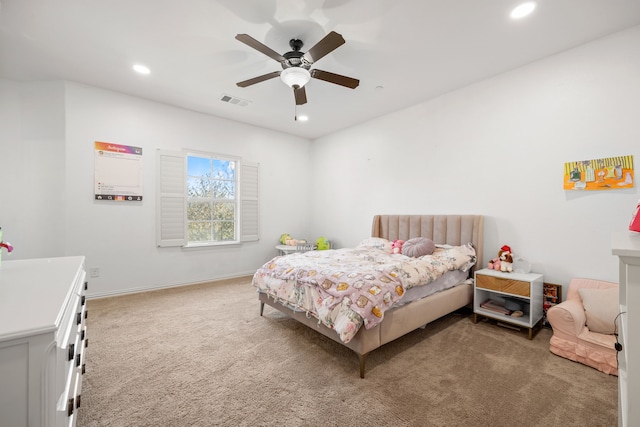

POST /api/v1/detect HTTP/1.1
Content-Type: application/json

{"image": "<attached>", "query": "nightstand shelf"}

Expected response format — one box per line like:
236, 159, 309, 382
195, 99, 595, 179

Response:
473, 268, 544, 339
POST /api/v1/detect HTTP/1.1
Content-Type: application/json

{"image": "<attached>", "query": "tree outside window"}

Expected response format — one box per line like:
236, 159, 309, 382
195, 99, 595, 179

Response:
187, 155, 237, 243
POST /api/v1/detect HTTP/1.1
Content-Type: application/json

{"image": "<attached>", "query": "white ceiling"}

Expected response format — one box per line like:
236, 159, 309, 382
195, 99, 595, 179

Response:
2, 0, 640, 140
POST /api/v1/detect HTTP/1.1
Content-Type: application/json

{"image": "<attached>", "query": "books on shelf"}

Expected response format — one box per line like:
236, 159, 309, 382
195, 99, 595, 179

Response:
480, 299, 511, 315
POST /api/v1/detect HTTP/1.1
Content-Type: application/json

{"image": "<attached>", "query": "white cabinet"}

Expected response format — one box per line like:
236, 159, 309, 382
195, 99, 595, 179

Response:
473, 268, 544, 339
612, 232, 640, 427
0, 256, 88, 427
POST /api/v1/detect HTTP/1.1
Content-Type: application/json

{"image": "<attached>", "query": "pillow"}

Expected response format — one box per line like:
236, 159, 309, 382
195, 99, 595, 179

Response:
402, 237, 435, 258
578, 287, 619, 334
357, 237, 391, 252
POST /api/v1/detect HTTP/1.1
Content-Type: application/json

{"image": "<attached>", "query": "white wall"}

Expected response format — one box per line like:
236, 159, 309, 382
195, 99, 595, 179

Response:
0, 80, 67, 260
1, 81, 313, 297
310, 25, 640, 288
2, 26, 639, 296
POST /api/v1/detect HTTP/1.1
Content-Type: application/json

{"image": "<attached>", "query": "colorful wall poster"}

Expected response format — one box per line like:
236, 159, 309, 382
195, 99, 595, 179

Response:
94, 141, 143, 201
564, 155, 634, 191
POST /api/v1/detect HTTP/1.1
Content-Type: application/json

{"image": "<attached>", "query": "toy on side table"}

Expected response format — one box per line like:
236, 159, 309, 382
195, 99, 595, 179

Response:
487, 244, 513, 272
279, 233, 306, 246
315, 237, 330, 250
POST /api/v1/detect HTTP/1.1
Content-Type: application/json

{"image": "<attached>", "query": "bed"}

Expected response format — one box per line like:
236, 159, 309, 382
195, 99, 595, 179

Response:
253, 214, 484, 378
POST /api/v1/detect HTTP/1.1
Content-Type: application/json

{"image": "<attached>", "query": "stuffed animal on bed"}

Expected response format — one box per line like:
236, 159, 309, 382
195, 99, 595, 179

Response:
390, 239, 405, 254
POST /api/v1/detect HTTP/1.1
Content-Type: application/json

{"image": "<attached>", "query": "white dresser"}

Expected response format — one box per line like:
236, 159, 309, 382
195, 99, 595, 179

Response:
0, 256, 88, 427
612, 232, 640, 427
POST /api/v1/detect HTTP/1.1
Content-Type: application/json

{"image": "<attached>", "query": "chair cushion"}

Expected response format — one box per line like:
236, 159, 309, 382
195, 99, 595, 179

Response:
578, 287, 619, 334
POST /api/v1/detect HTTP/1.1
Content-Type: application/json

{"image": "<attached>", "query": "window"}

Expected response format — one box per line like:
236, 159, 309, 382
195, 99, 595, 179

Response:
156, 150, 259, 247
187, 154, 236, 243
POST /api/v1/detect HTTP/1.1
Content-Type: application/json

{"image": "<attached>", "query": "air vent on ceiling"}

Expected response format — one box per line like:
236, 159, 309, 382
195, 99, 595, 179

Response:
220, 94, 251, 107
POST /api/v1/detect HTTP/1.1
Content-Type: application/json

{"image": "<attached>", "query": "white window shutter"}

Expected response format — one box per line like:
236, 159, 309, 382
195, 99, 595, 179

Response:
157, 150, 187, 247
241, 162, 259, 242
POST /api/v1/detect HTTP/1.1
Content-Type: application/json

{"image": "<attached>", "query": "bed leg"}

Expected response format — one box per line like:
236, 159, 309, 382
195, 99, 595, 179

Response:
359, 354, 367, 379
260, 302, 265, 316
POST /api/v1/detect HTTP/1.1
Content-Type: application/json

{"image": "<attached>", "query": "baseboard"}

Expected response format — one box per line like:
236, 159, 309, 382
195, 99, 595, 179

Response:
86, 272, 255, 300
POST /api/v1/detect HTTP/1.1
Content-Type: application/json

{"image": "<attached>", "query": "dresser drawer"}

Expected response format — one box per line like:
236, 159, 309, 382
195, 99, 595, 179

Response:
476, 274, 530, 297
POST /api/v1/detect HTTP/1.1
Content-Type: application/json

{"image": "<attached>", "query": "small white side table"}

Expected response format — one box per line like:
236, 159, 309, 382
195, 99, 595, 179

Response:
276, 245, 299, 255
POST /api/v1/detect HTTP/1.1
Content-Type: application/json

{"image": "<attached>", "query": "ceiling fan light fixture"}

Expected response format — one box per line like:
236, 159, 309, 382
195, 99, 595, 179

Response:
280, 67, 311, 88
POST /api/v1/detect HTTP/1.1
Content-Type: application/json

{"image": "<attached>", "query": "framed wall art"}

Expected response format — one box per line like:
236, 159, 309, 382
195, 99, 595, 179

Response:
564, 155, 634, 191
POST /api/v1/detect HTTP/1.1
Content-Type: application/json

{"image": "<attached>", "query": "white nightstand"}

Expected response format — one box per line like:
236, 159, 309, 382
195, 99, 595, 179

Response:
473, 268, 544, 339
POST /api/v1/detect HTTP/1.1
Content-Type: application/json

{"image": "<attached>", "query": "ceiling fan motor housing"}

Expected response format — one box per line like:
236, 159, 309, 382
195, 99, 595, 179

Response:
283, 50, 310, 69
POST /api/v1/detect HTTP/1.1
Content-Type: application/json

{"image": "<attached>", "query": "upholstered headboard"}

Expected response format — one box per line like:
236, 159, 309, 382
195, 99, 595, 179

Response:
371, 215, 484, 269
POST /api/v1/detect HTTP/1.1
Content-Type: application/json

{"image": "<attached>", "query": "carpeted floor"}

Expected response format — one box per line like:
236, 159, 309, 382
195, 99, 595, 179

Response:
77, 277, 617, 427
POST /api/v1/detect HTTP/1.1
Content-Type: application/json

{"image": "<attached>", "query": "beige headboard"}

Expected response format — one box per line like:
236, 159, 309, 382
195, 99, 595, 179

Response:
371, 215, 484, 269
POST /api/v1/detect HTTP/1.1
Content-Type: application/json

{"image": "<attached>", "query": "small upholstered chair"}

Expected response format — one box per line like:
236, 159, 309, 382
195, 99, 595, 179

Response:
546, 278, 619, 375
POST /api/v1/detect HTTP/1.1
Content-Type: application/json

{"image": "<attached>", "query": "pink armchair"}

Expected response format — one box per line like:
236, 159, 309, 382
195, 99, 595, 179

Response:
546, 278, 619, 375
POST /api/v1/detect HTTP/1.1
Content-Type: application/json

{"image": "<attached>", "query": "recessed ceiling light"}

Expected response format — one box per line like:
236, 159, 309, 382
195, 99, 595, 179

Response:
510, 2, 536, 19
133, 64, 151, 75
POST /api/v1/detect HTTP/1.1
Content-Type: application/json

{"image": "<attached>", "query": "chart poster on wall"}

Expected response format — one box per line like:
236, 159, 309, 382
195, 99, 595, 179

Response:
564, 155, 634, 191
94, 141, 143, 201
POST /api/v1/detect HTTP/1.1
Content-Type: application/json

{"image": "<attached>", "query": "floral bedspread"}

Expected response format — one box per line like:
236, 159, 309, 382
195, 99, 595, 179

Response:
252, 241, 476, 343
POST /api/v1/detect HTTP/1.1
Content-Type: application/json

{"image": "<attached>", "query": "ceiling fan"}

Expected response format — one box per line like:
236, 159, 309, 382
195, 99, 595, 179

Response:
235, 31, 359, 106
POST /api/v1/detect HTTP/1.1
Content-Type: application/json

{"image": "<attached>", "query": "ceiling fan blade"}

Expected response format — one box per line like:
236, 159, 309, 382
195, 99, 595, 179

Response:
236, 71, 281, 87
235, 34, 285, 62
302, 31, 345, 64
311, 69, 359, 89
294, 86, 307, 105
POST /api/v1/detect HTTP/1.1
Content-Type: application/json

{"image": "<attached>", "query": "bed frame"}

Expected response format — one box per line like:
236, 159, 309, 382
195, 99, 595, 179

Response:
259, 214, 484, 378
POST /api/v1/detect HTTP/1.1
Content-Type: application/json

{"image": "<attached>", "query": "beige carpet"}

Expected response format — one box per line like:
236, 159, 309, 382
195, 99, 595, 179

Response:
78, 277, 617, 427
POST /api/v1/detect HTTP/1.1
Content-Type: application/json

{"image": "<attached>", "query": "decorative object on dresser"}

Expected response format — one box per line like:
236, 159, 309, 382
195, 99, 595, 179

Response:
612, 231, 640, 427
0, 226, 14, 267
546, 278, 618, 375
254, 214, 484, 378
473, 268, 544, 339
0, 256, 88, 427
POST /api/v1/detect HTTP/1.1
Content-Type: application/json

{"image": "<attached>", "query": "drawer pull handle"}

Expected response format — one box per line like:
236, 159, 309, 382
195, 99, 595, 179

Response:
85, 310, 88, 319
76, 353, 81, 367
82, 363, 86, 375
76, 394, 82, 408
81, 329, 85, 340
77, 312, 82, 325
85, 338, 89, 348
68, 343, 75, 361
84, 281, 88, 291
81, 295, 86, 306
67, 398, 74, 416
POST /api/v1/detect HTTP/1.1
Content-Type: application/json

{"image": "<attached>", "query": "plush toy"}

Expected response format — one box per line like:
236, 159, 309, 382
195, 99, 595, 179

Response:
279, 233, 306, 246
315, 237, 330, 250
279, 233, 292, 244
391, 239, 405, 254
487, 245, 513, 271
487, 258, 501, 270
498, 245, 513, 273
